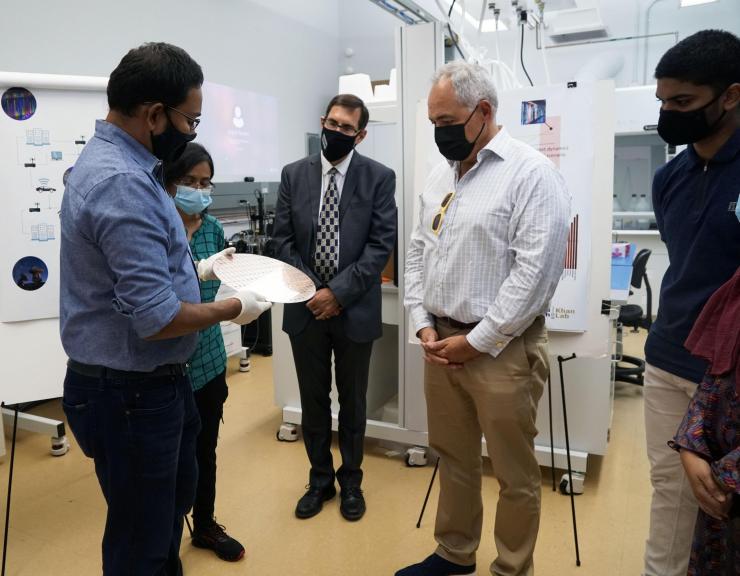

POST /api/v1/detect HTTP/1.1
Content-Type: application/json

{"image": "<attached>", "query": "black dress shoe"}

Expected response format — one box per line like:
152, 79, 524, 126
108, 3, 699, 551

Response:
395, 553, 476, 575
340, 486, 366, 521
295, 484, 336, 519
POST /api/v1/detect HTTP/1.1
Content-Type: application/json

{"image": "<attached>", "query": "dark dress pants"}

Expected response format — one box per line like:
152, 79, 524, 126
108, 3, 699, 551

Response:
191, 370, 228, 528
62, 368, 200, 576
289, 316, 373, 489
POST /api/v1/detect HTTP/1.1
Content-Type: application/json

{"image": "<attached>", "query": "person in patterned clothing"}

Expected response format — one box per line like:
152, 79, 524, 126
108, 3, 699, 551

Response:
671, 267, 739, 575
164, 143, 245, 562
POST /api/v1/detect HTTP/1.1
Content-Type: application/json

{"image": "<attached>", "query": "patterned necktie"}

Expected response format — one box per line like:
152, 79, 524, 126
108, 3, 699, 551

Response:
314, 168, 340, 285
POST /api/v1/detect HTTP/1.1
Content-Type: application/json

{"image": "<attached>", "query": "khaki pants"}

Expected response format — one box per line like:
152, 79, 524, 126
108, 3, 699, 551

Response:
426, 316, 549, 576
643, 363, 699, 576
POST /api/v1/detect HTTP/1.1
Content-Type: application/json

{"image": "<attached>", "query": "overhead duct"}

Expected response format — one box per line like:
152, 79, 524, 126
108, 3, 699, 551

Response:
545, 0, 607, 42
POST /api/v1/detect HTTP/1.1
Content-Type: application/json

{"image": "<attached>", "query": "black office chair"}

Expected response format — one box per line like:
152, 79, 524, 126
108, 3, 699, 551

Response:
614, 249, 652, 386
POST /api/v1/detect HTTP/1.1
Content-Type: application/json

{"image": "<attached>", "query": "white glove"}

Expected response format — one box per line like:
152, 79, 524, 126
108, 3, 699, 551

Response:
197, 247, 236, 281
231, 289, 272, 325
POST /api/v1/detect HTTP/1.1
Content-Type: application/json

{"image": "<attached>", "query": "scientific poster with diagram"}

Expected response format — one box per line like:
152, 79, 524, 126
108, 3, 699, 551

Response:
498, 83, 596, 332
0, 85, 107, 322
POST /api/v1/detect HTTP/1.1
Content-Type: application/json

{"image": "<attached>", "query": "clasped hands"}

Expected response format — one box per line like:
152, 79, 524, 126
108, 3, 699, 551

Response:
307, 288, 342, 320
417, 327, 481, 369
680, 449, 733, 521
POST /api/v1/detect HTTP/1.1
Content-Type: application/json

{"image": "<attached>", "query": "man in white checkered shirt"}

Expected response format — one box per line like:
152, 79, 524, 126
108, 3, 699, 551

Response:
397, 62, 571, 576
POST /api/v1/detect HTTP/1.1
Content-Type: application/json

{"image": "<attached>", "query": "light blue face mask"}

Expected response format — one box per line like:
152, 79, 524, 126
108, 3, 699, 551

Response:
735, 193, 740, 223
174, 185, 212, 215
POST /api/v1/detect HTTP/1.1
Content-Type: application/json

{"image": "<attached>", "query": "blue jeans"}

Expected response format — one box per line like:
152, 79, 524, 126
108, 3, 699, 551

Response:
62, 368, 201, 576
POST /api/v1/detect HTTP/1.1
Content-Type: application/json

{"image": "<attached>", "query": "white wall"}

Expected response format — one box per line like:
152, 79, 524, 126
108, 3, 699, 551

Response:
339, 0, 400, 81
0, 0, 342, 169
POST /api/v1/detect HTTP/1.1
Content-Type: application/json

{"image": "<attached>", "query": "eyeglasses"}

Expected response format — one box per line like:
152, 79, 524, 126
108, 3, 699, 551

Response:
166, 105, 201, 131
177, 176, 215, 194
322, 117, 359, 137
143, 101, 202, 131
431, 191, 455, 235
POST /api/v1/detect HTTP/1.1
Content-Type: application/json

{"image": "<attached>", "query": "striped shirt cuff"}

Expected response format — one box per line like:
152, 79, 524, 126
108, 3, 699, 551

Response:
410, 306, 434, 337
466, 319, 513, 357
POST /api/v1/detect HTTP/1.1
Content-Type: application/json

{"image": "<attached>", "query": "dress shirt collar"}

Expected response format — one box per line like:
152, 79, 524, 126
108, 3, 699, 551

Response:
447, 125, 512, 170
321, 149, 354, 177
480, 125, 512, 160
94, 119, 162, 176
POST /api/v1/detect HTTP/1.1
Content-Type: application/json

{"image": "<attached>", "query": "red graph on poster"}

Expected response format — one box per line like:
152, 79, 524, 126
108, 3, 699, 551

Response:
564, 214, 579, 270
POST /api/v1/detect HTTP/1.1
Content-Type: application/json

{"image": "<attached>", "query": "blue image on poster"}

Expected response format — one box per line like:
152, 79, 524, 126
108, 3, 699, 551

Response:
2, 87, 37, 121
521, 100, 547, 125
12, 256, 48, 291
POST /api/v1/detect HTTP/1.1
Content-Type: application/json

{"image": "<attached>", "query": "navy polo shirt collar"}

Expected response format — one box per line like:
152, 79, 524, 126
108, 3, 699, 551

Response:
686, 127, 740, 169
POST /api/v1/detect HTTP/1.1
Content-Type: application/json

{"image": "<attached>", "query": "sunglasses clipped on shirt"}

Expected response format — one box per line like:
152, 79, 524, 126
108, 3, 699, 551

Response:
431, 191, 455, 235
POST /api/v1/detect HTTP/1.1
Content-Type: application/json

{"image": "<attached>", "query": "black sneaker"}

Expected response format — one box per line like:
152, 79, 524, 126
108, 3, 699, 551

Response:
191, 521, 245, 562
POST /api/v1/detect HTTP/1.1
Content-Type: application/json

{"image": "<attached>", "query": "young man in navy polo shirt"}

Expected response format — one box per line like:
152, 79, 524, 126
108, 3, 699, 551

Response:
643, 29, 740, 576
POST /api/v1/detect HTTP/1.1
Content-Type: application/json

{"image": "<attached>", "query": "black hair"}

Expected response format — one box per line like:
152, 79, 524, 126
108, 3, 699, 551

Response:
325, 94, 370, 131
107, 42, 204, 116
655, 29, 740, 94
163, 142, 214, 187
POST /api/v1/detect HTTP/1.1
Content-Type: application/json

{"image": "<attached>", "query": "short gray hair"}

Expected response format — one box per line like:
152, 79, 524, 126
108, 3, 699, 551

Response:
431, 61, 499, 111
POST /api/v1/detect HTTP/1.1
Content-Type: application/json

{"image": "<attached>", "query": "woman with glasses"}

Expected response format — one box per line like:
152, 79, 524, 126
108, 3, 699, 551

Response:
164, 142, 245, 562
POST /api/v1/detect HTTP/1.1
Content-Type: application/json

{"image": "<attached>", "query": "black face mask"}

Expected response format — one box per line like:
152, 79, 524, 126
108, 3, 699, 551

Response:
434, 104, 485, 161
151, 112, 196, 162
657, 92, 726, 146
321, 127, 357, 163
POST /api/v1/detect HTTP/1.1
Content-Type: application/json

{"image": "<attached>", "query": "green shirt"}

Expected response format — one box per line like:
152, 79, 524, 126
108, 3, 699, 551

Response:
188, 214, 228, 391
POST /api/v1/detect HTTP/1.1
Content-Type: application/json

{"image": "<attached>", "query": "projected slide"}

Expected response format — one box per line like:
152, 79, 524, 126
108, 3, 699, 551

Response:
198, 81, 280, 183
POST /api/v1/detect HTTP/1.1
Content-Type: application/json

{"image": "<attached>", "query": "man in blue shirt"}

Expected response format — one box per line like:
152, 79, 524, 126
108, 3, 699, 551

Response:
643, 29, 740, 576
60, 43, 270, 575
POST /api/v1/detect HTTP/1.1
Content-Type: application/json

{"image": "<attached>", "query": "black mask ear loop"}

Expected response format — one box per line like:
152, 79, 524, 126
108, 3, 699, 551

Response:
466, 104, 486, 147
704, 92, 728, 134
464, 103, 480, 124
149, 107, 169, 152
696, 89, 730, 134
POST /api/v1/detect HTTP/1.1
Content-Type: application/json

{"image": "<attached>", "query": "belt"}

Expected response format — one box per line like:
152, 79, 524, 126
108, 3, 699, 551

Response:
432, 315, 480, 330
67, 359, 189, 380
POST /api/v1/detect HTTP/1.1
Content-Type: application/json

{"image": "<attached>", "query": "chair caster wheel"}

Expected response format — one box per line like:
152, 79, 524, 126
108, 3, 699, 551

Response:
276, 423, 299, 442
50, 435, 69, 457
559, 472, 585, 495
405, 447, 428, 467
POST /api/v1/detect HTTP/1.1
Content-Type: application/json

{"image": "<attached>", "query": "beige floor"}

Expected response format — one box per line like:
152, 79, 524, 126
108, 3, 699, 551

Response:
0, 329, 652, 576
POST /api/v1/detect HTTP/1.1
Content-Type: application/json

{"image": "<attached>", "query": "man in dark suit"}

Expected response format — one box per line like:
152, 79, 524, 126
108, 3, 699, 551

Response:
272, 94, 396, 522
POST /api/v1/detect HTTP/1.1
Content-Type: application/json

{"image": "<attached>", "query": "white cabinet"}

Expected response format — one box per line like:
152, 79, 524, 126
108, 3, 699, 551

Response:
614, 85, 659, 135
221, 322, 242, 357
612, 109, 670, 316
